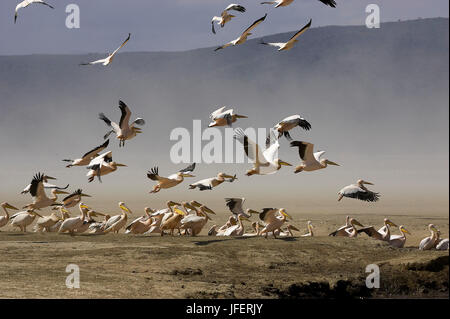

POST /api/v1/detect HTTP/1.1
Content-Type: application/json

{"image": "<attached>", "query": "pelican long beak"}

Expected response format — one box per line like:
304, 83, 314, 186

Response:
182, 173, 195, 178
387, 220, 398, 227
247, 209, 260, 215
116, 163, 127, 167
279, 160, 292, 166
33, 212, 44, 218
45, 176, 57, 180
190, 201, 203, 208
401, 227, 411, 235
55, 190, 69, 195
81, 193, 92, 197
363, 181, 374, 185
280, 209, 292, 220
174, 208, 185, 216
201, 206, 216, 215
240, 216, 251, 222
352, 219, 364, 227
326, 160, 340, 166
80, 204, 89, 209
223, 174, 236, 179
168, 201, 181, 207
184, 202, 197, 210
5, 204, 19, 210
120, 204, 132, 214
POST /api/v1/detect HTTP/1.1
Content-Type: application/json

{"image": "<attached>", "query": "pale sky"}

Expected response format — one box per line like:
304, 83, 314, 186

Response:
0, 0, 448, 55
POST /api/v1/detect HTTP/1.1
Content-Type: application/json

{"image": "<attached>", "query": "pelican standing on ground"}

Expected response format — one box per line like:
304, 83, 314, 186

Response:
211, 4, 246, 34
208, 216, 238, 236
48, 208, 71, 232
271, 115, 311, 141
103, 202, 133, 234
99, 100, 145, 147
14, 0, 54, 24
125, 207, 154, 234
261, 19, 312, 51
338, 179, 380, 202
208, 106, 248, 127
234, 128, 292, 176
160, 205, 187, 236
189, 173, 237, 191
143, 201, 180, 235
59, 203, 89, 234
419, 224, 439, 250
0, 203, 19, 230
23, 173, 69, 210
180, 201, 216, 236
147, 163, 196, 193
358, 219, 398, 241
290, 141, 339, 173
388, 226, 411, 248
34, 211, 62, 232
258, 208, 293, 239
63, 140, 110, 168
80, 33, 131, 66
86, 151, 127, 182
329, 217, 365, 237
215, 14, 267, 51
10, 210, 43, 232
223, 215, 251, 236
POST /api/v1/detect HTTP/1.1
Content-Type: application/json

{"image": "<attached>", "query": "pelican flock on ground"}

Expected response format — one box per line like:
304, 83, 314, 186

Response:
2, 0, 446, 256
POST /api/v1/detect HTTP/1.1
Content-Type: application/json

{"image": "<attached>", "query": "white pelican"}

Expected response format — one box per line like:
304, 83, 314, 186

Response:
224, 198, 258, 219
180, 201, 216, 236
89, 214, 111, 234
209, 106, 248, 127
63, 140, 110, 168
99, 100, 145, 147
258, 208, 293, 238
419, 224, 439, 250
208, 216, 238, 236
271, 115, 311, 141
300, 221, 314, 237
435, 230, 449, 250
34, 211, 62, 232
143, 201, 180, 235
329, 216, 350, 237
23, 173, 69, 210
10, 210, 43, 232
15, 0, 54, 24
215, 14, 267, 51
80, 33, 131, 66
103, 202, 133, 234
57, 189, 91, 209
189, 173, 237, 191
290, 141, 339, 173
21, 174, 68, 194
388, 225, 411, 248
261, 0, 336, 8
338, 179, 380, 202
329, 217, 364, 237
234, 128, 292, 176
125, 207, 154, 234
0, 203, 19, 230
59, 203, 90, 234
74, 211, 105, 234
261, 19, 312, 51
86, 151, 127, 183
211, 4, 246, 34
48, 208, 71, 232
147, 163, 196, 193
358, 219, 398, 241
160, 205, 187, 236
223, 215, 251, 236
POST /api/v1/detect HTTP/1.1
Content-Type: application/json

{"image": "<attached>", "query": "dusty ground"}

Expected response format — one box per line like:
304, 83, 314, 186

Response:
0, 213, 448, 299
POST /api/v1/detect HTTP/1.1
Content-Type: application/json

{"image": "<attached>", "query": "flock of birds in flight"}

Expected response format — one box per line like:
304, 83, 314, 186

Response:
4, 0, 448, 251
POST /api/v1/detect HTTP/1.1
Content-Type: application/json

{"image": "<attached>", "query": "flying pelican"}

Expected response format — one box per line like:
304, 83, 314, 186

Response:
387, 225, 411, 248
261, 0, 336, 8
215, 14, 267, 51
0, 203, 19, 230
234, 128, 292, 176
21, 174, 68, 194
56, 189, 92, 209
208, 106, 248, 127
271, 115, 311, 141
189, 173, 237, 191
211, 4, 246, 34
99, 100, 145, 147
290, 141, 339, 173
300, 221, 314, 237
125, 207, 155, 234
14, 0, 54, 24
10, 210, 43, 232
63, 140, 110, 168
338, 179, 380, 202
180, 201, 216, 236
329, 217, 364, 237
224, 198, 259, 219
261, 19, 312, 51
59, 203, 89, 234
258, 208, 293, 238
419, 224, 439, 250
86, 151, 127, 182
23, 173, 69, 210
147, 163, 196, 193
80, 33, 131, 66
357, 218, 398, 241
103, 202, 133, 234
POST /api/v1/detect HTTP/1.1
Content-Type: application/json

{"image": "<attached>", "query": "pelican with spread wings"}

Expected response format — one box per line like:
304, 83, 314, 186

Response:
224, 198, 259, 219
290, 141, 339, 173
338, 179, 380, 202
209, 106, 248, 127
147, 163, 196, 194
80, 33, 131, 66
63, 140, 110, 168
215, 14, 267, 51
86, 151, 127, 183
14, 0, 54, 24
261, 19, 311, 51
99, 100, 145, 147
234, 128, 292, 176
211, 4, 246, 34
23, 173, 69, 210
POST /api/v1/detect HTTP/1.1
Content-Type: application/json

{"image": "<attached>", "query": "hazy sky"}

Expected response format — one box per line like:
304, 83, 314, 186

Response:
0, 0, 449, 55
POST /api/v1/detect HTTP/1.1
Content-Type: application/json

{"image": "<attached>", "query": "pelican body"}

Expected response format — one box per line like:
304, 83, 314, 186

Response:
63, 140, 109, 168
209, 106, 248, 127
147, 163, 196, 193
86, 151, 127, 183
103, 202, 133, 234
211, 4, 246, 34
338, 179, 380, 202
290, 141, 339, 173
272, 115, 311, 141
80, 33, 131, 66
419, 224, 439, 250
0, 203, 19, 230
189, 173, 236, 191
23, 173, 69, 210
261, 19, 312, 51
258, 208, 292, 238
15, 0, 54, 24
11, 210, 43, 232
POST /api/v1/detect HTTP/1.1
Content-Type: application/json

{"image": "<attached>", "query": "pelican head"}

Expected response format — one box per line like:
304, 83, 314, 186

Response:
218, 173, 236, 180
180, 172, 195, 178
238, 215, 251, 222
43, 175, 57, 182
276, 159, 292, 169
111, 162, 127, 169
119, 202, 132, 214
79, 202, 89, 210
246, 209, 260, 215
358, 179, 374, 185
279, 208, 292, 220
173, 207, 186, 216
428, 224, 438, 233
1, 203, 19, 210
384, 218, 397, 227
399, 225, 411, 235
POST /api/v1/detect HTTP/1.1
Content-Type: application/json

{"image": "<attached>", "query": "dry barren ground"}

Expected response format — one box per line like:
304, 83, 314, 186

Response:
0, 227, 448, 299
